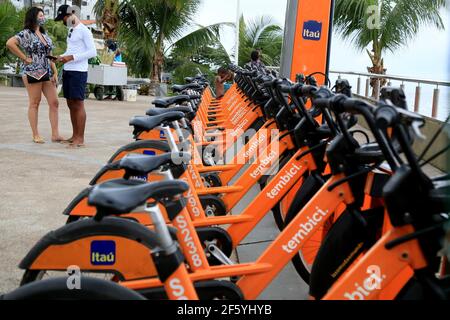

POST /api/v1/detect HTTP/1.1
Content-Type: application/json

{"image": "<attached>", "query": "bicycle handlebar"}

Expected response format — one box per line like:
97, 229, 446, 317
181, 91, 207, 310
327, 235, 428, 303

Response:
375, 105, 399, 129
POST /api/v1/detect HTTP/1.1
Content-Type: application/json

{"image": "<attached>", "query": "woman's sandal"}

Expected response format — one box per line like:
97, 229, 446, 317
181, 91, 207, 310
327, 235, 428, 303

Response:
32, 136, 45, 144
66, 143, 86, 149
52, 137, 68, 143
59, 139, 74, 144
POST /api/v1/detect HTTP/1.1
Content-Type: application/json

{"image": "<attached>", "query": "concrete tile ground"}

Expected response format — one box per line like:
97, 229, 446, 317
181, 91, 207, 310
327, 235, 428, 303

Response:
0, 85, 442, 299
0, 86, 151, 294
0, 85, 309, 299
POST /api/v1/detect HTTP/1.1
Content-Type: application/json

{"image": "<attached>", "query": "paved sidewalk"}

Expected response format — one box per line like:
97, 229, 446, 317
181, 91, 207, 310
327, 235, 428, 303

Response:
0, 86, 153, 294
0, 85, 441, 299
0, 86, 308, 299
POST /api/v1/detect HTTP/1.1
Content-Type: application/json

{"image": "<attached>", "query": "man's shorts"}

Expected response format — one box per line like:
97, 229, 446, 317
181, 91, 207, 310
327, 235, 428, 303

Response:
62, 70, 88, 101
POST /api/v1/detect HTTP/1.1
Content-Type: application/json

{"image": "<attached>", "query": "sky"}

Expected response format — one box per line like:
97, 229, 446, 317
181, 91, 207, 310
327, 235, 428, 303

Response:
195, 0, 450, 118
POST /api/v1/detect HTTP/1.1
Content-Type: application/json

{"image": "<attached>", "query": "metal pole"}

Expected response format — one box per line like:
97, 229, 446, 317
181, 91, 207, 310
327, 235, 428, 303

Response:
374, 79, 380, 100
432, 86, 440, 119
235, 0, 241, 66
357, 77, 361, 95
365, 78, 370, 98
414, 84, 421, 113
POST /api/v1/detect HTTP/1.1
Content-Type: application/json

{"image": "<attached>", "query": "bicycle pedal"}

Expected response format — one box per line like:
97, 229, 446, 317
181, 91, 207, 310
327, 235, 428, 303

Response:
206, 244, 235, 265
203, 154, 216, 166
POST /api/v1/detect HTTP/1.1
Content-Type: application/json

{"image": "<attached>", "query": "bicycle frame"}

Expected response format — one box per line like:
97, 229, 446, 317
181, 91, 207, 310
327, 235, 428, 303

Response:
116, 173, 355, 299
323, 224, 425, 300
23, 146, 320, 282
65, 127, 291, 221
107, 120, 280, 189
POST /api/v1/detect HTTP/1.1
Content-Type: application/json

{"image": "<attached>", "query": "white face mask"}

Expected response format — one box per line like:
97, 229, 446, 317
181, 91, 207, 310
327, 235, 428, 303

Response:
65, 15, 76, 29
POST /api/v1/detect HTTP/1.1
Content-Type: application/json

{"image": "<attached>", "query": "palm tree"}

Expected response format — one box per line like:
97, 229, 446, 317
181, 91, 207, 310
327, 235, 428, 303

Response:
170, 15, 284, 72
0, 1, 20, 67
237, 15, 283, 67
95, 0, 231, 83
333, 0, 447, 96
165, 14, 283, 86
94, 0, 119, 41
45, 18, 68, 55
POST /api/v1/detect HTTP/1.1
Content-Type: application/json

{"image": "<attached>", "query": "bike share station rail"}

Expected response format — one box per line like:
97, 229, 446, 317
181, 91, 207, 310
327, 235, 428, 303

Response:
0, 0, 449, 302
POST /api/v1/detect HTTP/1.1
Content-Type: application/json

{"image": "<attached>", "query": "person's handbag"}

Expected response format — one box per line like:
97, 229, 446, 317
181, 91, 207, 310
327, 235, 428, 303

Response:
25, 68, 50, 84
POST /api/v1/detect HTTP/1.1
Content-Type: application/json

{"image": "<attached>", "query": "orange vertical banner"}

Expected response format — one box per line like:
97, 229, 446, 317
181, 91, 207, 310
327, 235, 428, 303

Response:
281, 0, 334, 85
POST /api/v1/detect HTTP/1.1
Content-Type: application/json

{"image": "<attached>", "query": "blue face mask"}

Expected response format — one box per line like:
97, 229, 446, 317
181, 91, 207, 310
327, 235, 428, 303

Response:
38, 17, 46, 27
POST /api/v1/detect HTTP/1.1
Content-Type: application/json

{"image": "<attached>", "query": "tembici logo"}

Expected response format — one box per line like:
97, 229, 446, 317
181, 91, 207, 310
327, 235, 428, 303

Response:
343, 266, 386, 300
282, 206, 329, 253
91, 240, 116, 265
302, 20, 322, 41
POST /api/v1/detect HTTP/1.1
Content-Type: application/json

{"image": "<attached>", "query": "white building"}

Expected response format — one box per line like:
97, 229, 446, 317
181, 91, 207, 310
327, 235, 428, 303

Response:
11, 0, 97, 21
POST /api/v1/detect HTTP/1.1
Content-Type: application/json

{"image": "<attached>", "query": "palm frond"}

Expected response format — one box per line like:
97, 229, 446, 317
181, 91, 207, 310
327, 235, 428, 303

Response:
333, 0, 447, 54
169, 22, 233, 55
380, 0, 446, 53
238, 15, 283, 66
0, 2, 20, 65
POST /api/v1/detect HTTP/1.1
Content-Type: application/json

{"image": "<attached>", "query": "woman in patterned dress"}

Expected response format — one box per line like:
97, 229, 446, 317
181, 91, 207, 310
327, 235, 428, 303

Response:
6, 7, 65, 144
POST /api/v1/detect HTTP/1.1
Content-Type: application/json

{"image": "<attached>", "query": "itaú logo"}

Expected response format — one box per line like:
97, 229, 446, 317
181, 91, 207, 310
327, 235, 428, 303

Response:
343, 266, 386, 300
90, 241, 116, 266
302, 20, 322, 41
282, 207, 329, 253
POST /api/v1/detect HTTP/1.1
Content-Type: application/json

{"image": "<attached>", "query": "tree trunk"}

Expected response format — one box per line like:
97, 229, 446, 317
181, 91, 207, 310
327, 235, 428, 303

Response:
366, 46, 387, 99
148, 51, 164, 96
150, 51, 164, 84
101, 1, 119, 40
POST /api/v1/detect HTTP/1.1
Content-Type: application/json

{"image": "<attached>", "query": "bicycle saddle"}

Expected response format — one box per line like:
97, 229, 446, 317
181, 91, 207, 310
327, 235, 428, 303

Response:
352, 143, 385, 164
172, 84, 203, 93
129, 112, 185, 132
152, 95, 191, 108
119, 152, 192, 174
146, 106, 192, 117
186, 76, 207, 82
88, 179, 190, 214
